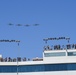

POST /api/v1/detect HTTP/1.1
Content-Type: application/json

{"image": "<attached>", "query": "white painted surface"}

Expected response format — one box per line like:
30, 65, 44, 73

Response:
0, 71, 76, 75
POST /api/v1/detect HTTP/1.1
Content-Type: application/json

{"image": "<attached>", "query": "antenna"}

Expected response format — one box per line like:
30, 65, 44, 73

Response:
65, 37, 70, 43
43, 38, 48, 44
8, 23, 40, 27
0, 40, 20, 43
43, 37, 70, 44
43, 37, 70, 50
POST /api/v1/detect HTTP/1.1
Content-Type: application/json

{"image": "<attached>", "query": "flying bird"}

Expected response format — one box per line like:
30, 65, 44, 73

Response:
8, 23, 13, 26
16, 24, 22, 26
24, 24, 30, 27
33, 24, 39, 26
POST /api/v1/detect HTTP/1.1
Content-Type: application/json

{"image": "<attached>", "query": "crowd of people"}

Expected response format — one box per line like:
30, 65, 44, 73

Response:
44, 44, 76, 50
0, 57, 29, 62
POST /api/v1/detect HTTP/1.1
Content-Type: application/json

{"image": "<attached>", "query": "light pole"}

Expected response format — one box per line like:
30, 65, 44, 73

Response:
16, 40, 20, 75
0, 39, 20, 75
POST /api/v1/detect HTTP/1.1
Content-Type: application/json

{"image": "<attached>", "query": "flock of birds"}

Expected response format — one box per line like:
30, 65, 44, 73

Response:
8, 23, 39, 27
0, 23, 39, 43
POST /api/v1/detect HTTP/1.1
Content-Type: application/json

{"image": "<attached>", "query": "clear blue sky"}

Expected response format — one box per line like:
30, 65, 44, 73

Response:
0, 0, 76, 59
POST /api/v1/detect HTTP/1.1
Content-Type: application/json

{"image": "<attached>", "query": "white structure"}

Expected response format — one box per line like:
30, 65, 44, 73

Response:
0, 44, 76, 75
0, 54, 2, 58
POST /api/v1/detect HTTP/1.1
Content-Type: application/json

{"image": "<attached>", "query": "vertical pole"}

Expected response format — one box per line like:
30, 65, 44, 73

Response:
17, 60, 18, 75
17, 41, 20, 75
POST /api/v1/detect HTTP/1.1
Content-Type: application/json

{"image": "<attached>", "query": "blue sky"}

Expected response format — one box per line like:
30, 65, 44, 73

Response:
0, 0, 76, 59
